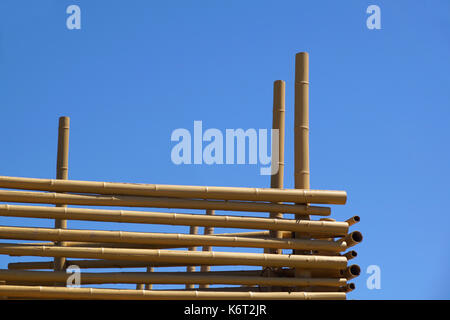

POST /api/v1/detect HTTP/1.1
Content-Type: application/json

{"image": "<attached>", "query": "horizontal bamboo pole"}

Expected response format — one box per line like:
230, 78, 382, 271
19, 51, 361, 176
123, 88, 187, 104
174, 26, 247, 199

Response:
14, 241, 178, 250
0, 190, 331, 216
0, 243, 348, 269
0, 270, 348, 287
181, 285, 353, 293
0, 205, 347, 235
0, 176, 347, 205
8, 260, 192, 270
7, 262, 358, 279
0, 285, 346, 300
0, 226, 348, 252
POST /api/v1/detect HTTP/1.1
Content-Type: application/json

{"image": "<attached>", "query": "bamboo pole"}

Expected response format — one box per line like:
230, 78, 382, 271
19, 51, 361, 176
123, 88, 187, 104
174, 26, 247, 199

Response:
200, 209, 215, 289
144, 266, 153, 290
54, 116, 70, 273
0, 190, 331, 216
0, 270, 348, 287
0, 243, 348, 269
0, 285, 346, 300
0, 205, 349, 235
0, 226, 350, 252
186, 225, 198, 289
294, 52, 312, 281
7, 263, 360, 280
269, 80, 285, 255
0, 176, 346, 205
8, 260, 195, 270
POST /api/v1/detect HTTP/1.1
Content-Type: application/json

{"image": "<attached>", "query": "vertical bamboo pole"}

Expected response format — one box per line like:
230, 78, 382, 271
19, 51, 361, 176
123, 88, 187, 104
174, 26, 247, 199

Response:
138, 266, 154, 290
263, 80, 286, 293
294, 52, 312, 280
54, 116, 70, 274
199, 210, 215, 289
185, 225, 198, 289
144, 267, 154, 290
269, 80, 285, 255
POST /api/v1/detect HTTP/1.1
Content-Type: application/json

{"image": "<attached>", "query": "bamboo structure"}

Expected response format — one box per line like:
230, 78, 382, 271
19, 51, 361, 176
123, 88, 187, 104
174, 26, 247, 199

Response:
0, 52, 362, 300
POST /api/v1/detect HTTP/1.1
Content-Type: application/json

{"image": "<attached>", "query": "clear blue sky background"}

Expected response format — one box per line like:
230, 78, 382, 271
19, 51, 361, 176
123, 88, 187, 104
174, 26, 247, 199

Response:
0, 0, 449, 299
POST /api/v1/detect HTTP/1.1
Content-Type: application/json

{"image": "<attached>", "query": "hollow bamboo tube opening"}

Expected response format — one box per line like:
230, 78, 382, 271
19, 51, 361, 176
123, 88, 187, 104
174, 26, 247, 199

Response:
341, 264, 361, 280
343, 250, 358, 260
338, 231, 363, 248
346, 216, 360, 226
341, 282, 356, 293
54, 116, 70, 274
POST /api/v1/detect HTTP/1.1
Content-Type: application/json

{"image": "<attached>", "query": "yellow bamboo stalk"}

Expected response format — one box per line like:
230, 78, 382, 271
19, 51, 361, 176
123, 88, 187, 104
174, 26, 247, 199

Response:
8, 260, 192, 270
0, 175, 347, 205
200, 209, 215, 289
0, 285, 346, 300
294, 52, 312, 281
7, 262, 359, 280
0, 190, 331, 216
144, 266, 153, 290
54, 116, 70, 272
0, 205, 348, 235
0, 270, 348, 287
269, 80, 285, 255
0, 243, 348, 269
186, 225, 198, 289
0, 226, 349, 251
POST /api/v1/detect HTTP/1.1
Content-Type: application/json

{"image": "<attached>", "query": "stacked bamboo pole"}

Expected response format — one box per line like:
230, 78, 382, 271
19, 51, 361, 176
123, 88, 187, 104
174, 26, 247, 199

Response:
0, 52, 362, 300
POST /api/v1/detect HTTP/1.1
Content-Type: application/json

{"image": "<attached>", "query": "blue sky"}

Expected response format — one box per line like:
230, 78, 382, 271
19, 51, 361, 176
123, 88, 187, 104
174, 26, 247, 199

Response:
0, 0, 449, 299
